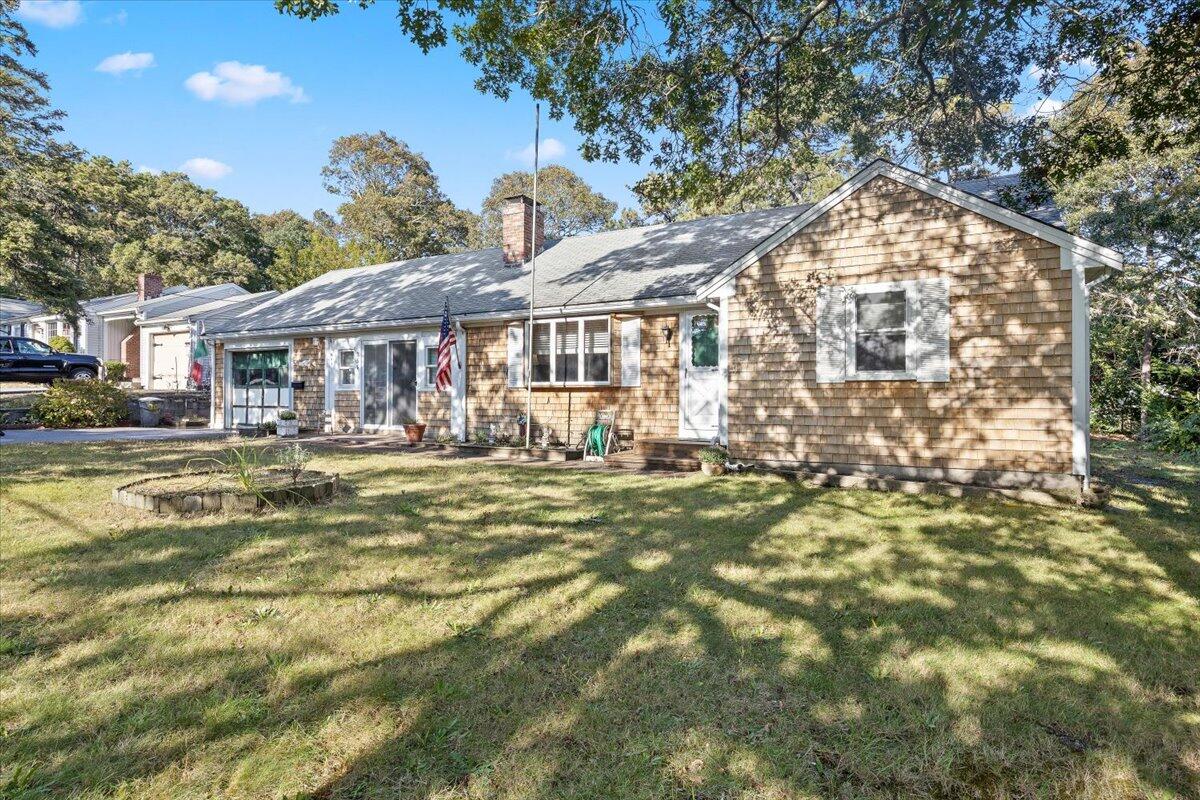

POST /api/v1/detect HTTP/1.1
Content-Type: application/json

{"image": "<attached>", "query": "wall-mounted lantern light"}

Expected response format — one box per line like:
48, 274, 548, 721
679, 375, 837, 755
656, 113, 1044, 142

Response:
662, 324, 673, 344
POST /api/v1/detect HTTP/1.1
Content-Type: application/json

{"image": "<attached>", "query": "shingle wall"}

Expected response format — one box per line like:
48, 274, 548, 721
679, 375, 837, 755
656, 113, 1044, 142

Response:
728, 175, 1075, 486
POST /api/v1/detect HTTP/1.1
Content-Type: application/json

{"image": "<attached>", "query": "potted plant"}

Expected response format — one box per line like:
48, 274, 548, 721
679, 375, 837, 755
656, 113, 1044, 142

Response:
697, 446, 729, 476
402, 416, 426, 444
277, 410, 300, 438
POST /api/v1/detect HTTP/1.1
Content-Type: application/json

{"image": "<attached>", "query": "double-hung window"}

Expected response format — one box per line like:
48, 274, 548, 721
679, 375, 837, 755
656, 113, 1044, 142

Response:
816, 277, 950, 384
852, 290, 907, 375
336, 349, 358, 388
525, 317, 610, 385
424, 345, 438, 388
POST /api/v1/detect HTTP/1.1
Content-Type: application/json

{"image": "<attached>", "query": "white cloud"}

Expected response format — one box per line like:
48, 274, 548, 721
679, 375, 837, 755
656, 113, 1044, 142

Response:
135, 165, 159, 175
507, 137, 567, 167
95, 52, 155, 75
184, 61, 308, 105
179, 158, 232, 180
1025, 97, 1065, 118
103, 9, 128, 25
17, 0, 83, 27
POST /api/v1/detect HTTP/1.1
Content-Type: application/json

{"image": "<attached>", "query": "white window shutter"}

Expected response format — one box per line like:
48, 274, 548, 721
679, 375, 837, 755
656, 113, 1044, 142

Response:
620, 317, 641, 386
507, 323, 524, 388
815, 286, 848, 383
913, 277, 950, 382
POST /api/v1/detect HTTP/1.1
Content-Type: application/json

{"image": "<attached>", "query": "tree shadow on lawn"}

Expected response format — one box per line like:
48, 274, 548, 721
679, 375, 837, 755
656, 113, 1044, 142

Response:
3, 451, 1199, 799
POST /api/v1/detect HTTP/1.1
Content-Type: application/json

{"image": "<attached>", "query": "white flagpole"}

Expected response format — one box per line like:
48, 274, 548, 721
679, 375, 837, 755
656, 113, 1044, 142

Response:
525, 103, 539, 449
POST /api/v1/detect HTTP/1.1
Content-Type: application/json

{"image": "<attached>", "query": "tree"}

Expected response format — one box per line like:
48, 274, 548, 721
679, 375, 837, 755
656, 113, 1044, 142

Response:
1053, 91, 1200, 444
277, 0, 1197, 206
267, 231, 388, 292
321, 131, 476, 259
0, 3, 88, 318
479, 165, 616, 245
255, 209, 314, 288
255, 209, 314, 255
96, 170, 271, 293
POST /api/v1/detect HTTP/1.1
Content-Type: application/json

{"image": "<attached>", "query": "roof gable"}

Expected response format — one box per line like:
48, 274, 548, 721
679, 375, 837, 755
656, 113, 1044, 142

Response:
698, 159, 1123, 297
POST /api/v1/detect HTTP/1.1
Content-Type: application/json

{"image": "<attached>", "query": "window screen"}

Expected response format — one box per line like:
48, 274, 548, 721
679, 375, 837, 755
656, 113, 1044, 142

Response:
690, 314, 718, 367
530, 322, 552, 383
583, 319, 610, 382
855, 290, 906, 372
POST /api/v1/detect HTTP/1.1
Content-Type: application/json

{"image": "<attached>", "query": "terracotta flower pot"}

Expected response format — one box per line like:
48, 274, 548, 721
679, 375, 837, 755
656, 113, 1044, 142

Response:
701, 462, 727, 476
404, 423, 427, 444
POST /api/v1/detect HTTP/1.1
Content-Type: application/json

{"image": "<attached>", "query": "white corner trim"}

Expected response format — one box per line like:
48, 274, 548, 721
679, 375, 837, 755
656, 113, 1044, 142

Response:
451, 321, 467, 441
699, 159, 1125, 298
717, 296, 729, 447
1066, 249, 1091, 484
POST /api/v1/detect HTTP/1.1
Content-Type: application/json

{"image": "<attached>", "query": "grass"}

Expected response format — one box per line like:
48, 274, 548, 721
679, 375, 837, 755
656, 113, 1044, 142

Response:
0, 438, 1196, 799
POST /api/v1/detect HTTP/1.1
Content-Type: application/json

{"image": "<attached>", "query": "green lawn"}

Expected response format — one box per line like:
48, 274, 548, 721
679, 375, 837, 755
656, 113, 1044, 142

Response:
1, 439, 1197, 799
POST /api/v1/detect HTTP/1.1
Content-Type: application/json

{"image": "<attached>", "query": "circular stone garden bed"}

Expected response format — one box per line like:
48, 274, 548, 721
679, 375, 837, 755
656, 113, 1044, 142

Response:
112, 469, 338, 515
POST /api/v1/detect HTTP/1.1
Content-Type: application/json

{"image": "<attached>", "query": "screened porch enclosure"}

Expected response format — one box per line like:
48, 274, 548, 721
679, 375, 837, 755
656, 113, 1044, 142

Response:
228, 348, 291, 426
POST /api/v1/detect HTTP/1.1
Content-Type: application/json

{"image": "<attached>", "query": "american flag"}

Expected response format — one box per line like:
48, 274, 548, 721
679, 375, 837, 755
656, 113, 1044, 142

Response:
436, 297, 457, 391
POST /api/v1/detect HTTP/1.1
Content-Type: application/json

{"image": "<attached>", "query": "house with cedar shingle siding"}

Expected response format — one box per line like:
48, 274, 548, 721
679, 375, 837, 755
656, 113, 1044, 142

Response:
202, 160, 1122, 491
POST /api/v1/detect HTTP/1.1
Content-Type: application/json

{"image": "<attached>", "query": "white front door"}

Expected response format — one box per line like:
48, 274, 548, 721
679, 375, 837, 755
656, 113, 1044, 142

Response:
680, 311, 720, 440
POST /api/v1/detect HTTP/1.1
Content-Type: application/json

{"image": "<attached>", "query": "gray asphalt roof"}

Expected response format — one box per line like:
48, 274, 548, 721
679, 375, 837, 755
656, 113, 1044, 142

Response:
134, 283, 248, 322
952, 173, 1064, 227
84, 285, 189, 316
205, 204, 810, 335
0, 298, 46, 322
140, 287, 268, 325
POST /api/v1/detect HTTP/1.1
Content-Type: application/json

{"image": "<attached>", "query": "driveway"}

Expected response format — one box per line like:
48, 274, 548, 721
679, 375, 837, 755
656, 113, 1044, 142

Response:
0, 427, 230, 445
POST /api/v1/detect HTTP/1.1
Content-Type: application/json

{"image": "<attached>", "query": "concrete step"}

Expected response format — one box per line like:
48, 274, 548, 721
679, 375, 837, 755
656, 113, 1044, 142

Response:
633, 438, 708, 459
604, 452, 701, 472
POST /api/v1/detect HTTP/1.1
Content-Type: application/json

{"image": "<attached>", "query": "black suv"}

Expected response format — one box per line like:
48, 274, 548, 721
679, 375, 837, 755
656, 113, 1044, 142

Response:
0, 337, 103, 383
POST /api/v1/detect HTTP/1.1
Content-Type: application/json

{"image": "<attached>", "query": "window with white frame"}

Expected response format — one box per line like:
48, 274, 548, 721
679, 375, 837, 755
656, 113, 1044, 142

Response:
424, 345, 438, 388
337, 348, 358, 388
815, 277, 949, 384
852, 289, 907, 374
526, 317, 611, 385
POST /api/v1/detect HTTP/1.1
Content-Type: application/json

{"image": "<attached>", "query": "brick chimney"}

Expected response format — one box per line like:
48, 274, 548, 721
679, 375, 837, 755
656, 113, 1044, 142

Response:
501, 194, 545, 265
137, 272, 164, 301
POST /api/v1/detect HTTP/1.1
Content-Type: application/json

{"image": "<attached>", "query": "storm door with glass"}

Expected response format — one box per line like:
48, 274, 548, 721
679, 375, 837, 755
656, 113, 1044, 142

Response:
362, 340, 417, 429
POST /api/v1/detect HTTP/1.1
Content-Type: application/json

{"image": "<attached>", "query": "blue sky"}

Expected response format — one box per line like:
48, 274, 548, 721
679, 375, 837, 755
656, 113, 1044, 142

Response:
17, 0, 648, 217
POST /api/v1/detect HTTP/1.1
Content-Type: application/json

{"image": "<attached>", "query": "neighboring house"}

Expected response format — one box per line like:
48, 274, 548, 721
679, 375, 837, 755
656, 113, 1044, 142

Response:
0, 298, 47, 339
0, 274, 254, 390
203, 160, 1122, 490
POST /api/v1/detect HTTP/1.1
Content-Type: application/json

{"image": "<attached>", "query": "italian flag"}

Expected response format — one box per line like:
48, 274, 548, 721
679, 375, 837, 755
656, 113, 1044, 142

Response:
190, 336, 209, 387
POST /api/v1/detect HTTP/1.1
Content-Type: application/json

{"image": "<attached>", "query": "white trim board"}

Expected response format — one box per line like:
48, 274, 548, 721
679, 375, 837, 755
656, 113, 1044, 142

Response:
699, 159, 1124, 298
207, 297, 711, 343
1067, 248, 1092, 485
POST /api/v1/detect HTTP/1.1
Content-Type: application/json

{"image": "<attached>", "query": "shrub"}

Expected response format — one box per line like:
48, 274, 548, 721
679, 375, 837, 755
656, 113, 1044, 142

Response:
275, 442, 312, 482
1146, 406, 1200, 455
30, 380, 129, 428
48, 335, 74, 353
103, 360, 127, 383
278, 410, 297, 420
697, 445, 728, 464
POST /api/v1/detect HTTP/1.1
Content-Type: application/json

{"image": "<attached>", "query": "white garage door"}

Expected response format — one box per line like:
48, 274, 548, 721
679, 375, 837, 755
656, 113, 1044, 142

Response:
151, 332, 191, 390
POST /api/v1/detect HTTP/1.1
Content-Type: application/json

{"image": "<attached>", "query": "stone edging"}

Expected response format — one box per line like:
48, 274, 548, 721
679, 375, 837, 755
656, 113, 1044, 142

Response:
112, 470, 338, 515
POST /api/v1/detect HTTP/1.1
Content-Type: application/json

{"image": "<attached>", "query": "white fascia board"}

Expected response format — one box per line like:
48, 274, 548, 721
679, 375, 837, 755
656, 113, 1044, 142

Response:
698, 159, 1125, 298
207, 295, 710, 342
